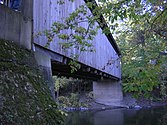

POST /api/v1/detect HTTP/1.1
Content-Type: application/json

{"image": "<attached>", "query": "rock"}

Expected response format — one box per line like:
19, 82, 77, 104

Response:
134, 105, 142, 109
80, 107, 89, 110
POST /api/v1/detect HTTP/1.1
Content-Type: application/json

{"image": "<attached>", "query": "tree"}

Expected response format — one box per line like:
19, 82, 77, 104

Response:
102, 0, 167, 98
53, 76, 70, 98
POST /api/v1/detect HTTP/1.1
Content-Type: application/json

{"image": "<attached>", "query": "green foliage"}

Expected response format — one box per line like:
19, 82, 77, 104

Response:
53, 76, 69, 92
0, 40, 65, 125
57, 93, 88, 109
113, 1, 167, 97
53, 75, 92, 97
119, 27, 166, 98
53, 76, 92, 108
53, 76, 71, 98
122, 66, 160, 98
100, 0, 167, 98
159, 57, 167, 99
68, 59, 81, 73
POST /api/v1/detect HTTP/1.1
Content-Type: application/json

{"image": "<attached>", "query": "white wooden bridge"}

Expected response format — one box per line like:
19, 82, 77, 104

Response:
0, 0, 123, 105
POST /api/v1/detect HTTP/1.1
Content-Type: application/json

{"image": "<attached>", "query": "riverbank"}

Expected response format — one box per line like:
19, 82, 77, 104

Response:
123, 93, 167, 108
0, 39, 64, 124
60, 92, 167, 111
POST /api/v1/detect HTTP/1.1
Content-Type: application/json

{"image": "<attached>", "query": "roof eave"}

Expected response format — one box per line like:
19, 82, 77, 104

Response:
84, 0, 121, 56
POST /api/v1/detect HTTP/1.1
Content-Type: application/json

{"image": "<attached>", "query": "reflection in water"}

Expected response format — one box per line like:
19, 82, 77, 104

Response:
66, 111, 94, 125
124, 107, 167, 125
65, 106, 167, 125
94, 109, 124, 125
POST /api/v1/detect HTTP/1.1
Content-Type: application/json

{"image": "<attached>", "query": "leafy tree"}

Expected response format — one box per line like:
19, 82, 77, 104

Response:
104, 0, 167, 98
53, 76, 72, 98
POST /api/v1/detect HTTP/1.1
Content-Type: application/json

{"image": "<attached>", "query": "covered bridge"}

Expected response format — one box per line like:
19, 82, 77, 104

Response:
0, 0, 123, 105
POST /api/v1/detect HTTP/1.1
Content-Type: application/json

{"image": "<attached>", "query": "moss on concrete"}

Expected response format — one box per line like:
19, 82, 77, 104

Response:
0, 39, 64, 125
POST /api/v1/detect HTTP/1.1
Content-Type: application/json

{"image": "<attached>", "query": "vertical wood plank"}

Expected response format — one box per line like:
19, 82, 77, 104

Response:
33, 0, 121, 78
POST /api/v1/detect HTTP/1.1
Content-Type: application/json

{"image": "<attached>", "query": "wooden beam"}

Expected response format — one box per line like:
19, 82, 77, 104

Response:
94, 70, 98, 74
86, 67, 91, 72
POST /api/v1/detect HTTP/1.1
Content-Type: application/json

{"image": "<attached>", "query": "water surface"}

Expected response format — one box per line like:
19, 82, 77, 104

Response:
65, 106, 167, 125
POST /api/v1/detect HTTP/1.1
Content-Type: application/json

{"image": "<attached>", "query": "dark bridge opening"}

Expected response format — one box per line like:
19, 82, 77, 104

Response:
51, 60, 119, 81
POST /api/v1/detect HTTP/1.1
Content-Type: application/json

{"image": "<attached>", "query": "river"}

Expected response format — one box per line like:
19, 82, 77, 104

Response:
65, 106, 167, 125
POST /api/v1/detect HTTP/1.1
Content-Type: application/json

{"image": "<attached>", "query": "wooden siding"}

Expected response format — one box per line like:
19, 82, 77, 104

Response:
33, 0, 121, 78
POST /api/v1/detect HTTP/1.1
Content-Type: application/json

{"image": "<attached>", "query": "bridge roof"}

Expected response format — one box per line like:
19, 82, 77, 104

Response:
84, 0, 121, 56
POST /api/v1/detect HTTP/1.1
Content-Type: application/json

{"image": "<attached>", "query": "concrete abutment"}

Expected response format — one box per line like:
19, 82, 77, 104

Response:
34, 51, 55, 100
93, 79, 123, 106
